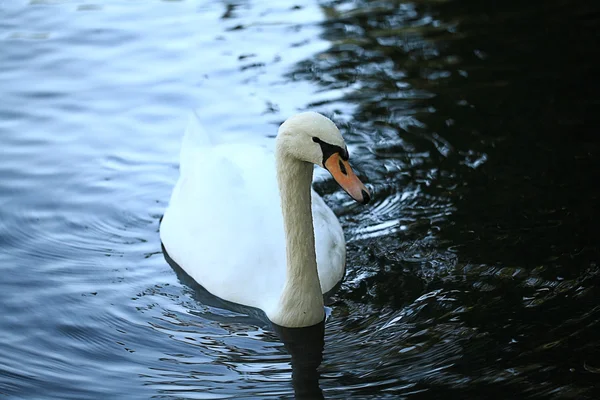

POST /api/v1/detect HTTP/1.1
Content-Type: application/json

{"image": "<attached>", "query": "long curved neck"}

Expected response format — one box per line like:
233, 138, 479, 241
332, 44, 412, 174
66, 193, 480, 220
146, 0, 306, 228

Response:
272, 145, 325, 328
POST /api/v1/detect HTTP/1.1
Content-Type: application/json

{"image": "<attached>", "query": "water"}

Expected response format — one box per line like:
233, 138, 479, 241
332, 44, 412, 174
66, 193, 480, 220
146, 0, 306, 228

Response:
1, 0, 599, 398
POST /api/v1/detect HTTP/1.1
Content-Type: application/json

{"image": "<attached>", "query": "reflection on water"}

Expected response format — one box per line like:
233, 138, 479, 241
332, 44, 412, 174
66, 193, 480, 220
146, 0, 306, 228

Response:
164, 243, 327, 399
271, 322, 325, 400
1, 0, 599, 399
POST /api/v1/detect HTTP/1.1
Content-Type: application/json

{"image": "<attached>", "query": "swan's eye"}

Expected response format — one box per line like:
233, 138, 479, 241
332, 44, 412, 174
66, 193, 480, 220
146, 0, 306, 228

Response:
312, 137, 321, 143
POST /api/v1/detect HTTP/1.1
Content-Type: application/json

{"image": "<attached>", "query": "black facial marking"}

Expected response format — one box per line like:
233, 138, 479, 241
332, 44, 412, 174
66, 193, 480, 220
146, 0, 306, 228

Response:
341, 146, 349, 161
338, 159, 347, 175
313, 137, 348, 165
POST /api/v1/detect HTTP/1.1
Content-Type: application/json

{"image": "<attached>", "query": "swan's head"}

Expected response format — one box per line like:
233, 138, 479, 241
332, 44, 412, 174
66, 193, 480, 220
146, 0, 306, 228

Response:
277, 112, 370, 204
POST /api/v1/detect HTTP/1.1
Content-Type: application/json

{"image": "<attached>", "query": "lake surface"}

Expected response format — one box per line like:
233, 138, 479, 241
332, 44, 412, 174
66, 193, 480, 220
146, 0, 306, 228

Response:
1, 0, 599, 399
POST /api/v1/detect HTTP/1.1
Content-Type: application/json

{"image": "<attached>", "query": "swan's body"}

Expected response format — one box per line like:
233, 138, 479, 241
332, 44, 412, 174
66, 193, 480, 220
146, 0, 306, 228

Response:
160, 112, 369, 327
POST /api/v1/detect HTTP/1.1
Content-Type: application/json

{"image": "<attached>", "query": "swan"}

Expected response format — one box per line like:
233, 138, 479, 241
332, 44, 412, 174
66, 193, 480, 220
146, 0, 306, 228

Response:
160, 112, 370, 328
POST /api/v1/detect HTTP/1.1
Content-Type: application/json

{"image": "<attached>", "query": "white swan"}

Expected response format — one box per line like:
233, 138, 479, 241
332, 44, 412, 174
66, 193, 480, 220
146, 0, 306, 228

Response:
160, 112, 369, 327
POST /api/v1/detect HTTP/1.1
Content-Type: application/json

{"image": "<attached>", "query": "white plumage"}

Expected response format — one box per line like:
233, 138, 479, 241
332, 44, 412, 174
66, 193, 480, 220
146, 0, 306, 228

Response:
160, 112, 368, 327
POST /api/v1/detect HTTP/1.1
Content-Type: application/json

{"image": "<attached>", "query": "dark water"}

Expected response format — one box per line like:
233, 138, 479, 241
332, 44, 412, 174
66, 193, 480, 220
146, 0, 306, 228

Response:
1, 0, 599, 399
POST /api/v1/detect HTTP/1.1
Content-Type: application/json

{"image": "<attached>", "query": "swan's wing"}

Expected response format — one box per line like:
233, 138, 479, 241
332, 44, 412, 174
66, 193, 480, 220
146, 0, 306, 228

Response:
161, 144, 287, 310
312, 191, 346, 293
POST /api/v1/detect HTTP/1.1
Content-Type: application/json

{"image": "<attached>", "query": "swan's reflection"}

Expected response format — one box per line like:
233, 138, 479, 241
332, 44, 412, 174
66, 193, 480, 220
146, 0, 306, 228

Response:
271, 321, 325, 400
162, 244, 325, 399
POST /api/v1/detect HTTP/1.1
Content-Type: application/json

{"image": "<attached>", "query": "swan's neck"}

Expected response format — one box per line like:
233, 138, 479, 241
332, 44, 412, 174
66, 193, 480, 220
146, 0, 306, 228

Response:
272, 149, 325, 328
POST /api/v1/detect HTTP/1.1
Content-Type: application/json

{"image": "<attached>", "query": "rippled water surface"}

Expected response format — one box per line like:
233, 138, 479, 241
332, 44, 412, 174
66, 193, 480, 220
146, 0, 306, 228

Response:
1, 0, 599, 399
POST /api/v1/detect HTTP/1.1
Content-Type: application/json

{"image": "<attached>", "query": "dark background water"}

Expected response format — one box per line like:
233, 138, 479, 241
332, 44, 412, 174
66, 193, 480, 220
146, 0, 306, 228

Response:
1, 0, 598, 399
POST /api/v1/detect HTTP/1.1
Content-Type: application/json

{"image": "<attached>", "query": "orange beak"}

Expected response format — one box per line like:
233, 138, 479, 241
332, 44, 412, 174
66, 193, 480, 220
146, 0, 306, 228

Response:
324, 153, 370, 204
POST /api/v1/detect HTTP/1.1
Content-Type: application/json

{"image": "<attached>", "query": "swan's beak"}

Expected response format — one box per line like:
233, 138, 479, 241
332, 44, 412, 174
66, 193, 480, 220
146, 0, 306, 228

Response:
324, 153, 370, 204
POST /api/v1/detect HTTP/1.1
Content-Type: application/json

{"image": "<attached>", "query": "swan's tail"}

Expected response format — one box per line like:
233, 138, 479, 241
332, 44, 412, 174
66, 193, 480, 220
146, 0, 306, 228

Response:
183, 109, 213, 148
178, 110, 215, 175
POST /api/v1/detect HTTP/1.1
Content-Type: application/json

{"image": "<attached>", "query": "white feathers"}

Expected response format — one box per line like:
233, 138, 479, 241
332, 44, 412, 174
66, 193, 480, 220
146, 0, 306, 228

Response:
160, 111, 347, 327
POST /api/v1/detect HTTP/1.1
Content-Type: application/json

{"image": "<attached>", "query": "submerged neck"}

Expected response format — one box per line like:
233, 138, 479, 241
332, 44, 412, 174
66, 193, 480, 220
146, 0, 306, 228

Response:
272, 146, 325, 328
